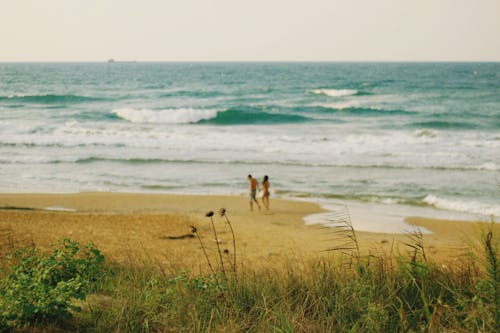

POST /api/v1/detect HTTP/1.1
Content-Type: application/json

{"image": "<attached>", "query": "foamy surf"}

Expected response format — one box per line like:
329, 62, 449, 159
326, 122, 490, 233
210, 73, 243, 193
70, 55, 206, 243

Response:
113, 108, 219, 124
423, 195, 500, 218
414, 129, 437, 138
310, 89, 358, 97
476, 162, 498, 171
319, 100, 364, 109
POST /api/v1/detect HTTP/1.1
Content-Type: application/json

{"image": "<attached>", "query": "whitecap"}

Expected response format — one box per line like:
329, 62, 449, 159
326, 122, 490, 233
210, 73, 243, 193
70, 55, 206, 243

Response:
310, 89, 358, 98
319, 100, 363, 109
423, 194, 500, 217
414, 129, 437, 138
476, 162, 498, 171
112, 108, 218, 124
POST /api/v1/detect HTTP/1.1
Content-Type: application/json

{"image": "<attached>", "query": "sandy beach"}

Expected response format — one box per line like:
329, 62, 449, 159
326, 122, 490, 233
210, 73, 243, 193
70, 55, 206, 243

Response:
0, 192, 497, 269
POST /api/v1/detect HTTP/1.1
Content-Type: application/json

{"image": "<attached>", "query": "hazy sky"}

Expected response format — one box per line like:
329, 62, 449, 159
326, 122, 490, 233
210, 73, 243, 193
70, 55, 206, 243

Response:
1, 0, 499, 61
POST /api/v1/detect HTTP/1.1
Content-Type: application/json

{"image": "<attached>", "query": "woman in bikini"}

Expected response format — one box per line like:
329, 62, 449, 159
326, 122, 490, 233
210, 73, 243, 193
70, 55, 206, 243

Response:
261, 175, 270, 211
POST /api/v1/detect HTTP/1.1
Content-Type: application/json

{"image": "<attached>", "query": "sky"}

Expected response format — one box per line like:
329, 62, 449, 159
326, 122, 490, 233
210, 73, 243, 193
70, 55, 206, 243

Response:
1, 0, 499, 62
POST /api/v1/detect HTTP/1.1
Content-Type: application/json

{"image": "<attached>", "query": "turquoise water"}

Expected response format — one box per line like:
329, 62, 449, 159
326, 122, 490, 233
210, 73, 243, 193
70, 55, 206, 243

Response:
0, 62, 499, 222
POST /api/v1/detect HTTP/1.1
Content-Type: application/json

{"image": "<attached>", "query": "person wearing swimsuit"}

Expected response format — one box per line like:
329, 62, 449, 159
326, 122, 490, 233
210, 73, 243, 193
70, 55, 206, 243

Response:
248, 174, 261, 211
261, 175, 270, 211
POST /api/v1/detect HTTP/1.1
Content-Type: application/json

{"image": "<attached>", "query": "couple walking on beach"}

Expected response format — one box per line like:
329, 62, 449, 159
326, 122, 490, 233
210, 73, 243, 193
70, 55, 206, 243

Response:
248, 174, 270, 211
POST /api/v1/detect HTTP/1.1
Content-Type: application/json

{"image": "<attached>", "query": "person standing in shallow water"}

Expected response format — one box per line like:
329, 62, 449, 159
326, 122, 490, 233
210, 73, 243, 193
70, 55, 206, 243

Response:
247, 175, 261, 211
261, 175, 270, 211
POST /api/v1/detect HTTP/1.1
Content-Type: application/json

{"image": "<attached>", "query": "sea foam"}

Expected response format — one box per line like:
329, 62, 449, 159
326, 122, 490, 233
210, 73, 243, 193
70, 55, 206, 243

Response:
310, 89, 358, 97
476, 162, 498, 171
319, 100, 363, 109
112, 108, 218, 124
423, 194, 500, 217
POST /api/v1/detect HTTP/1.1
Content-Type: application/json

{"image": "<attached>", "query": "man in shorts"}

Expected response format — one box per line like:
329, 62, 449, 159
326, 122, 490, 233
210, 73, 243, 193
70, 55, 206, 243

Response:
248, 174, 261, 211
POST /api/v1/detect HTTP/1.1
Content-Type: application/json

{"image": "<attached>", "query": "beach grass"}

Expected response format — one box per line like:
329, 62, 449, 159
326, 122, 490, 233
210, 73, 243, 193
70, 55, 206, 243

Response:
4, 228, 496, 332
0, 193, 499, 332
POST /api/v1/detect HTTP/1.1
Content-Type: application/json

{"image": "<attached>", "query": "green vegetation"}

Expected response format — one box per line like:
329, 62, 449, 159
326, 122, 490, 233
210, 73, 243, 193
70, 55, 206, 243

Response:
0, 239, 105, 331
0, 222, 498, 332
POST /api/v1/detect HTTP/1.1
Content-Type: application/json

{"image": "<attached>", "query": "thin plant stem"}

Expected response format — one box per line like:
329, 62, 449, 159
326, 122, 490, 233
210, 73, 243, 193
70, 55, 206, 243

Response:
209, 216, 226, 279
194, 232, 217, 278
224, 214, 237, 274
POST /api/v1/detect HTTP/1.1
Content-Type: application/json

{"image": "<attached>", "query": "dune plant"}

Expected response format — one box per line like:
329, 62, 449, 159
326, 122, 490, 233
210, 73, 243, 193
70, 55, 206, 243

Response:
484, 229, 500, 330
206, 211, 226, 279
68, 234, 500, 332
190, 225, 218, 285
190, 208, 238, 286
4, 210, 497, 331
219, 208, 237, 274
0, 239, 105, 331
324, 204, 360, 266
404, 228, 427, 262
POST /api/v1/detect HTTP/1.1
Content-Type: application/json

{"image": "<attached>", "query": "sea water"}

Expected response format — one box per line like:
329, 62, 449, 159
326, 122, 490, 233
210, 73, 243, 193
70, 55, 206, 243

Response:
0, 62, 499, 230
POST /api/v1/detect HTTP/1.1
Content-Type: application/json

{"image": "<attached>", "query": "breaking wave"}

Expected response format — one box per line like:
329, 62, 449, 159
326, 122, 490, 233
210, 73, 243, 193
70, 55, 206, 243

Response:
423, 194, 500, 217
112, 108, 219, 124
310, 89, 359, 97
196, 108, 310, 125
113, 107, 311, 125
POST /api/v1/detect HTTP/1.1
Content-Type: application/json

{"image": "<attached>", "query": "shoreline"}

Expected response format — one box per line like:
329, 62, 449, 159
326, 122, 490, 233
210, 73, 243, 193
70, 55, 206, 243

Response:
1, 190, 494, 227
0, 192, 497, 265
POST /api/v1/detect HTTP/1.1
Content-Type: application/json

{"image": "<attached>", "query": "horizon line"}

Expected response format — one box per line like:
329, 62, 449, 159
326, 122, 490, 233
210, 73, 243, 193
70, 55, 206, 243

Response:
1, 60, 500, 64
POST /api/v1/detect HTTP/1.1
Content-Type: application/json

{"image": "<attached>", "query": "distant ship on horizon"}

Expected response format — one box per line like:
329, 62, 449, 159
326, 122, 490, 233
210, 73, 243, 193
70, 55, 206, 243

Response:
107, 58, 137, 63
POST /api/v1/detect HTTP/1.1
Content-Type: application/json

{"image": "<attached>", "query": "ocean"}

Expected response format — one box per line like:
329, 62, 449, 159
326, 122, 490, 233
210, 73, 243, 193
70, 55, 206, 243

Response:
0, 62, 499, 230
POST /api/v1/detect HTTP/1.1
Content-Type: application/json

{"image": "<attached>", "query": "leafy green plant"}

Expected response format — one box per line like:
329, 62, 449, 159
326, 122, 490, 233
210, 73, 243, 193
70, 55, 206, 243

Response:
475, 229, 500, 331
0, 239, 105, 330
273, 308, 294, 333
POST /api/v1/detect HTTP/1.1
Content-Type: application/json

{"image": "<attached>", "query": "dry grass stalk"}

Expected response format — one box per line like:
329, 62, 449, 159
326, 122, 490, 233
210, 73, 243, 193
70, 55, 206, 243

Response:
190, 225, 217, 280
323, 204, 360, 262
404, 228, 427, 262
188, 209, 239, 285
220, 208, 237, 275
206, 211, 226, 279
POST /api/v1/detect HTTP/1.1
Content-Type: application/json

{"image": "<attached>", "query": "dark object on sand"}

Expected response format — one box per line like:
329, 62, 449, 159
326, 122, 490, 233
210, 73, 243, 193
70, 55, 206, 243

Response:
162, 234, 195, 240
